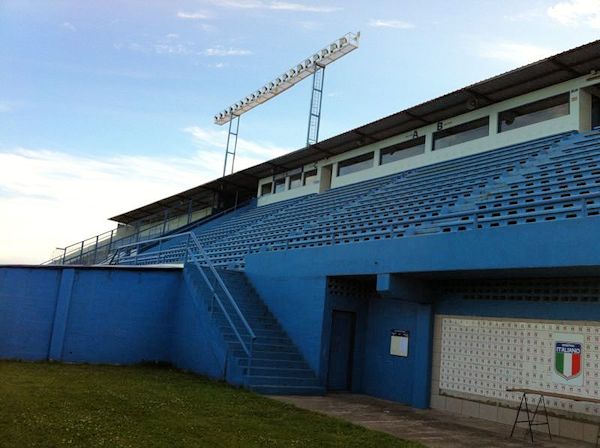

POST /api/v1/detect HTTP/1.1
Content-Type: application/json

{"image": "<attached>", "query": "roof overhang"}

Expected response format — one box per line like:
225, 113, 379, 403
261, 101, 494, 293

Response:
110, 39, 600, 225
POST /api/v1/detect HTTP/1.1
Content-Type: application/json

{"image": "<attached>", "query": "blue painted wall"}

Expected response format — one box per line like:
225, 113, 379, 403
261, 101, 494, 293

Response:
61, 268, 178, 364
0, 266, 179, 365
435, 295, 600, 321
244, 270, 327, 373
0, 267, 61, 360
244, 218, 600, 408
247, 217, 600, 278
170, 266, 245, 385
0, 265, 245, 385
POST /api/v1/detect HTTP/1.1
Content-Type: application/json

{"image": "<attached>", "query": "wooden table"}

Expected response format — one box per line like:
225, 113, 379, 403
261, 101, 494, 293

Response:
507, 387, 600, 446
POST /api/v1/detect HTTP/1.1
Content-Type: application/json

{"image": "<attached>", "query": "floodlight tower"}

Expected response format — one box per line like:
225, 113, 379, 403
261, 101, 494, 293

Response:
214, 31, 360, 176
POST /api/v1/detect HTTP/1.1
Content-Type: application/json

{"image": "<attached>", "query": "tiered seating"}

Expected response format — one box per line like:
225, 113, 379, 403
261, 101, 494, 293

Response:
205, 174, 401, 267
119, 196, 308, 265
124, 130, 600, 269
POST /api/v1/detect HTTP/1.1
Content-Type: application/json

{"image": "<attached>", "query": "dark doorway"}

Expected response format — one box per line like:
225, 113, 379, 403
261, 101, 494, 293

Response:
592, 94, 600, 129
327, 310, 356, 391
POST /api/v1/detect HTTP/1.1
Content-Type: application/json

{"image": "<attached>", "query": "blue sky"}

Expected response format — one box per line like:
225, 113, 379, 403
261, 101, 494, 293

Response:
1, 0, 599, 263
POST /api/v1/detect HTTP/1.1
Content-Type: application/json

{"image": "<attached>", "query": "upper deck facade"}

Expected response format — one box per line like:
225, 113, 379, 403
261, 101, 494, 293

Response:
256, 73, 600, 206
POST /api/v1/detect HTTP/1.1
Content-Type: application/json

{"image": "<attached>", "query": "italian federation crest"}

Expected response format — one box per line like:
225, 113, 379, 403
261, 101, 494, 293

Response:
554, 341, 582, 380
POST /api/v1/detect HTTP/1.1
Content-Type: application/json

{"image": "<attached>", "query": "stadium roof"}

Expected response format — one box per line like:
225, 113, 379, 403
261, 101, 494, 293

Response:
111, 39, 600, 225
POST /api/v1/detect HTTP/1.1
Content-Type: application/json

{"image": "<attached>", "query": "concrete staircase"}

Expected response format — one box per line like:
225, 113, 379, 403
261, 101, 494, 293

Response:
188, 266, 324, 395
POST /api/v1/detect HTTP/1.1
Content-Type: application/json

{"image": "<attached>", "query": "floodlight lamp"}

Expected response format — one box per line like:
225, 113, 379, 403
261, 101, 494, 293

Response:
214, 31, 360, 125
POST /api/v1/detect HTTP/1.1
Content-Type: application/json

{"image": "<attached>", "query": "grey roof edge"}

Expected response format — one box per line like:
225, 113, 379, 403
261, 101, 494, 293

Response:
110, 39, 600, 224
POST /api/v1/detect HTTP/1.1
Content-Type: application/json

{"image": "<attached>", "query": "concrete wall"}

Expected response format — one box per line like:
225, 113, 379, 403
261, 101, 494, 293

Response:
245, 217, 600, 409
0, 266, 180, 364
169, 267, 245, 384
245, 269, 327, 373
0, 265, 245, 385
0, 267, 62, 360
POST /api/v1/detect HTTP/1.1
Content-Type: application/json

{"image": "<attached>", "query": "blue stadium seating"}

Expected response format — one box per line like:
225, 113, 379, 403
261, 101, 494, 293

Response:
117, 130, 600, 270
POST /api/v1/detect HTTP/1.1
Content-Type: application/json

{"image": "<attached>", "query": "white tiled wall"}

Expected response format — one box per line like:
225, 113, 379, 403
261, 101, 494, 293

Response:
439, 317, 600, 416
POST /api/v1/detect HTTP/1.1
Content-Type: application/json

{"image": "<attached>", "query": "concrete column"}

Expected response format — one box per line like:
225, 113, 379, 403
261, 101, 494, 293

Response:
48, 268, 75, 361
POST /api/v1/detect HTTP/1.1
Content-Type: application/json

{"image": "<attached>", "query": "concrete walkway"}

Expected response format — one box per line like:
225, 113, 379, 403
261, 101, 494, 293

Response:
272, 393, 596, 448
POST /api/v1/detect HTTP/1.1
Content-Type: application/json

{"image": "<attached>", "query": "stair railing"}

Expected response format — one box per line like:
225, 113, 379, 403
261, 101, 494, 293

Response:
42, 199, 252, 266
109, 231, 256, 375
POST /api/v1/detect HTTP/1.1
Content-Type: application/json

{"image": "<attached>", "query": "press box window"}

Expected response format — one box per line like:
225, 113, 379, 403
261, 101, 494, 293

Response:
260, 182, 272, 196
498, 93, 570, 133
303, 169, 317, 186
433, 117, 489, 151
289, 173, 302, 189
380, 137, 426, 165
273, 178, 286, 194
337, 152, 374, 176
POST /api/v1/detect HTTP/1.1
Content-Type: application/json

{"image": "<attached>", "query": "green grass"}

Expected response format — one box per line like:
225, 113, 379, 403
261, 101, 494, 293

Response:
0, 361, 422, 448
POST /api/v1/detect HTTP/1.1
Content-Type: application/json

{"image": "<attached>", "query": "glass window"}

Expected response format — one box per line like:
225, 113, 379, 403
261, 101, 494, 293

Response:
337, 152, 374, 176
498, 93, 570, 133
380, 137, 426, 165
273, 178, 286, 194
433, 117, 489, 151
289, 173, 302, 189
303, 169, 318, 186
260, 182, 272, 196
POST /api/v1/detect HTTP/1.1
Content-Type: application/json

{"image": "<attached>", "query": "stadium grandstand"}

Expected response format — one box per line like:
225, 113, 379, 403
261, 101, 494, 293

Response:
3, 39, 600, 444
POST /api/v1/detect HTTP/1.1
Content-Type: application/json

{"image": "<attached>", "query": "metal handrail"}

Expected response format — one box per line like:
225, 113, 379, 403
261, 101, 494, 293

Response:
110, 231, 256, 369
43, 200, 252, 266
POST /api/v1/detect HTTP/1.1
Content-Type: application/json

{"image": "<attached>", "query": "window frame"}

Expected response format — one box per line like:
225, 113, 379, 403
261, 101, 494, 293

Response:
432, 117, 489, 151
497, 92, 570, 133
260, 182, 272, 196
380, 136, 426, 165
337, 152, 374, 177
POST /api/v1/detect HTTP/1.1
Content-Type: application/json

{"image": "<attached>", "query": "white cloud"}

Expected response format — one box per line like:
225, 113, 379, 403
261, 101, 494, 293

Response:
0, 102, 12, 113
503, 9, 544, 22
154, 33, 194, 55
202, 47, 253, 56
0, 130, 289, 264
115, 35, 250, 58
269, 1, 339, 12
548, 0, 600, 28
477, 41, 556, 66
183, 126, 289, 162
61, 21, 77, 32
368, 19, 414, 29
177, 11, 210, 20
214, 0, 340, 12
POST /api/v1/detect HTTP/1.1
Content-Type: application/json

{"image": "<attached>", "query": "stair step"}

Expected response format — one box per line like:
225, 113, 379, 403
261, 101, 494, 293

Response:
223, 333, 291, 345
233, 350, 303, 361
249, 384, 325, 396
246, 375, 320, 387
229, 341, 300, 353
238, 358, 309, 369
248, 367, 316, 378
187, 265, 323, 396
